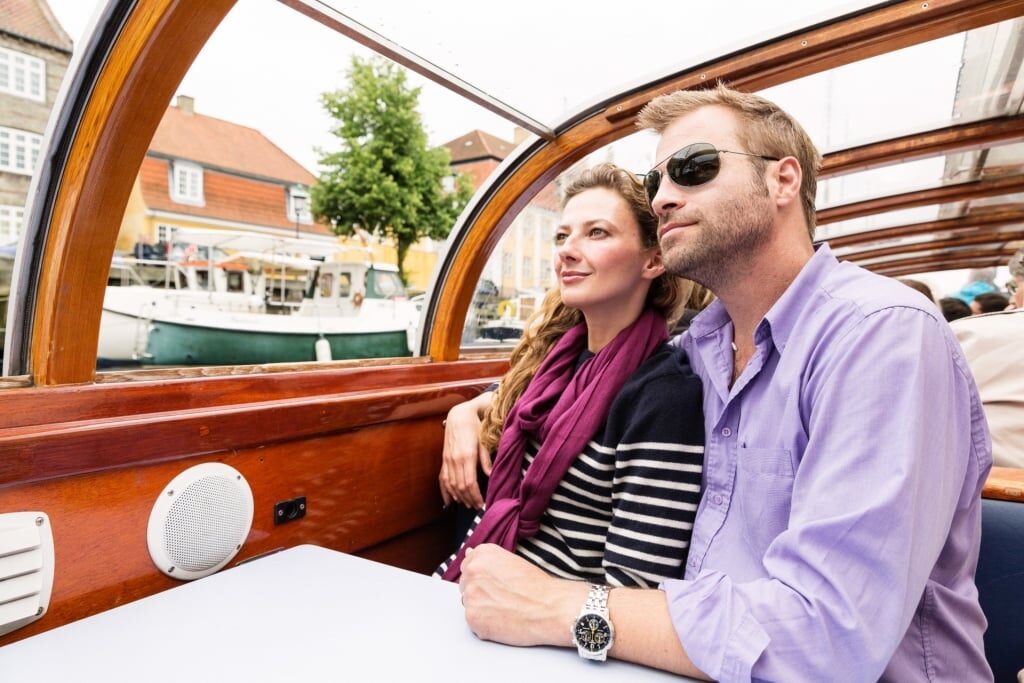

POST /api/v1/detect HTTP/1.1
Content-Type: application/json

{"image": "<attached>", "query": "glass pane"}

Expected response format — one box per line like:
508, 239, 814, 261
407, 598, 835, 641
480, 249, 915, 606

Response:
820, 185, 1024, 243
1, 0, 85, 372
764, 18, 1024, 155
461, 185, 560, 348
84, 0, 519, 369
818, 138, 1024, 211
319, 0, 881, 128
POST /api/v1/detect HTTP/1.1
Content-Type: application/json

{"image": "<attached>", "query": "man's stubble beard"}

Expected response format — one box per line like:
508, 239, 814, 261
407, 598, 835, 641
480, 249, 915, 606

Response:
660, 179, 774, 292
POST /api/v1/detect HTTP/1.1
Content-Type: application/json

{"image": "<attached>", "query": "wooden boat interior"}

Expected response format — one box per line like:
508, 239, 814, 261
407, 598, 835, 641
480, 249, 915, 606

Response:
0, 1, 1021, 669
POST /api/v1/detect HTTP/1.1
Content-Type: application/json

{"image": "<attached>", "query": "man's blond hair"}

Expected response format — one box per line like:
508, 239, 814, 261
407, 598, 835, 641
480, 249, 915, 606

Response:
637, 82, 822, 240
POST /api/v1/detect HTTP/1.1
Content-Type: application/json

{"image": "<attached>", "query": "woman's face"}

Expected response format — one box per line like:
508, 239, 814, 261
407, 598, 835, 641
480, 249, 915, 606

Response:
554, 188, 664, 317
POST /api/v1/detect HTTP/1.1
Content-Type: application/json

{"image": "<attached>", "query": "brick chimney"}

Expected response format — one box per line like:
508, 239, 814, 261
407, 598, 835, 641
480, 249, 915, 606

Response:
176, 95, 194, 115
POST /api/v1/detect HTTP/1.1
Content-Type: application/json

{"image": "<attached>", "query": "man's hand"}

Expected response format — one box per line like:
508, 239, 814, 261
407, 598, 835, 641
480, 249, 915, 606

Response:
459, 544, 586, 647
439, 392, 495, 508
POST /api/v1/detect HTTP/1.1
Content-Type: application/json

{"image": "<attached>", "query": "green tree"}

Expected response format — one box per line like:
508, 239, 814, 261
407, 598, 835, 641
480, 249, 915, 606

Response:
312, 57, 473, 284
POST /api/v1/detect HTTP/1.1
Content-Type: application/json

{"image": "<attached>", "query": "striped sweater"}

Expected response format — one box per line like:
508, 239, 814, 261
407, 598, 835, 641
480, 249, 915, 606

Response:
438, 344, 704, 588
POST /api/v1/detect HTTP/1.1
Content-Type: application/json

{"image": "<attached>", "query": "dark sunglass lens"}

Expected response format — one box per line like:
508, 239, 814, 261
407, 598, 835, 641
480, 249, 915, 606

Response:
644, 170, 662, 204
668, 149, 720, 187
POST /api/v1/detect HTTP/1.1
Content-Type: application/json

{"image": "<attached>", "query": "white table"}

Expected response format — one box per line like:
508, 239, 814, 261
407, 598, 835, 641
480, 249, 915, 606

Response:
0, 545, 691, 682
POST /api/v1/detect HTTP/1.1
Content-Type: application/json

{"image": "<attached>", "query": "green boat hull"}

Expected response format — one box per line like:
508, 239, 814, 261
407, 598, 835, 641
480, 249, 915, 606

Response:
143, 319, 411, 365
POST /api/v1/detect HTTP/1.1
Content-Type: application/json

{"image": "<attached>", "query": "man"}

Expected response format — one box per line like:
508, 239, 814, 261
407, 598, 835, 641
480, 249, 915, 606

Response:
950, 247, 1024, 468
447, 84, 991, 682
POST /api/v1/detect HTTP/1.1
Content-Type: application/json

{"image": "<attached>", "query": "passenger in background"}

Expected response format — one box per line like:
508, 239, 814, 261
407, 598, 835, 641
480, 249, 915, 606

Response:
971, 292, 1009, 314
897, 278, 934, 303
438, 164, 704, 589
941, 296, 972, 322
951, 247, 1024, 468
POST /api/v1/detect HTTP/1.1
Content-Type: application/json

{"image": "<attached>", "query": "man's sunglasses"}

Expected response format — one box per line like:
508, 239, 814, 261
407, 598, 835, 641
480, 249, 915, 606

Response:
643, 142, 781, 206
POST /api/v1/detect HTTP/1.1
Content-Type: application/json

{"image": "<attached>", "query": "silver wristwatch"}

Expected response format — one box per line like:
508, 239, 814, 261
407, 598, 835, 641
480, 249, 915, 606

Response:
571, 583, 614, 661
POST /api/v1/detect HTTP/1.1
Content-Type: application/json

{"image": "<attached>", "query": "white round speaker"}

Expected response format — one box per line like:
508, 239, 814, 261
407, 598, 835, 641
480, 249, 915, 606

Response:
147, 463, 254, 580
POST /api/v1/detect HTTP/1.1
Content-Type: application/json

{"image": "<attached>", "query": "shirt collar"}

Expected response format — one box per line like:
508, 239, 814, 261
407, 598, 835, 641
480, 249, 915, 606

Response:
686, 243, 839, 355
762, 243, 838, 354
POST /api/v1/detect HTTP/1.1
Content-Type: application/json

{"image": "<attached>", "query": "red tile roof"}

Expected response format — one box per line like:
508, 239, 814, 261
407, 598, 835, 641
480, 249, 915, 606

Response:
443, 130, 516, 164
0, 0, 72, 52
150, 103, 316, 186
138, 157, 333, 237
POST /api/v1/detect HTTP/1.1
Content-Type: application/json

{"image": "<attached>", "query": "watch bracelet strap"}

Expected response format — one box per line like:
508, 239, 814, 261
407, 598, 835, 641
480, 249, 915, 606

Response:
584, 583, 609, 615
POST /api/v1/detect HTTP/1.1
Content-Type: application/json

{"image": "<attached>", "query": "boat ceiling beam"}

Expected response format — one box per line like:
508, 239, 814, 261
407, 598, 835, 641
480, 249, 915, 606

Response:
865, 246, 1018, 273
816, 174, 1024, 225
824, 209, 1024, 249
874, 257, 1012, 277
841, 230, 1024, 262
820, 114, 1024, 179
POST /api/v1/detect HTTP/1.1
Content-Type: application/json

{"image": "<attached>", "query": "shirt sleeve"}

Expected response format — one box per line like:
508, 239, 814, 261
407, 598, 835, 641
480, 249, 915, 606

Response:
604, 368, 705, 587
661, 306, 983, 682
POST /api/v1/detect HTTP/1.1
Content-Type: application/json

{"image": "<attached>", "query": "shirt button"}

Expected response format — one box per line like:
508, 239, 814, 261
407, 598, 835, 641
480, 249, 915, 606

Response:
721, 427, 732, 437
713, 494, 724, 506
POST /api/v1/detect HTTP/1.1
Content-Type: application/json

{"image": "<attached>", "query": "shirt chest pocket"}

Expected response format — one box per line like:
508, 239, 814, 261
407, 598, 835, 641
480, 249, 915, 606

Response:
734, 446, 795, 556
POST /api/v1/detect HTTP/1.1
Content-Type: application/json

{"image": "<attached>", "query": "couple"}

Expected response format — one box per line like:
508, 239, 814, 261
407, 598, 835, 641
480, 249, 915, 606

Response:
440, 84, 992, 682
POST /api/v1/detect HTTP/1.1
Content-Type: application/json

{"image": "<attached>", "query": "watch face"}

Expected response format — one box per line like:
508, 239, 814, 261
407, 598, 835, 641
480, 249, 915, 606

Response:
574, 614, 612, 653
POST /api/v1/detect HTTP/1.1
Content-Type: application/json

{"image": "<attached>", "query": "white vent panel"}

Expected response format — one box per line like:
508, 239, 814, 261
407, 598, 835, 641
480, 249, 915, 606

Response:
0, 512, 54, 637
0, 547, 42, 579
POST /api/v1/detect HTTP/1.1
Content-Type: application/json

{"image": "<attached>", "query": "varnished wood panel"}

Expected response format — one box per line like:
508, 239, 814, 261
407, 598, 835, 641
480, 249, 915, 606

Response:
357, 518, 455, 575
984, 467, 1024, 502
0, 418, 448, 644
0, 358, 506, 431
820, 115, 1024, 179
816, 175, 1024, 225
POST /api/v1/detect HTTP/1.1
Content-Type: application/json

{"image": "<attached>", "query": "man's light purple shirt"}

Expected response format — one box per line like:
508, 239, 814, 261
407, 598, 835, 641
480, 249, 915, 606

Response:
665, 244, 992, 682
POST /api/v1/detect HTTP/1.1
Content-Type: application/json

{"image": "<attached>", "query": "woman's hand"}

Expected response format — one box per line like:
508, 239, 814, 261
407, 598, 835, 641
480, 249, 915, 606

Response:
439, 392, 495, 508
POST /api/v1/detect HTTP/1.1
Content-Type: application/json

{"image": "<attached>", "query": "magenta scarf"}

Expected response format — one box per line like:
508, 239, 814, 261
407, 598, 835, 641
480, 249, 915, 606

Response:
442, 307, 667, 581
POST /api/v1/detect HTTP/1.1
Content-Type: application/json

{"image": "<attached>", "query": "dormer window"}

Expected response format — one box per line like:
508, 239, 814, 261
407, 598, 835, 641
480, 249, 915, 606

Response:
288, 187, 312, 224
0, 48, 45, 102
171, 160, 204, 205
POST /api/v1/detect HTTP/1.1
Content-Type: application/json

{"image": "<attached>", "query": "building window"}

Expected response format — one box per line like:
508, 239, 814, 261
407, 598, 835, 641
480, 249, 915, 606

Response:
0, 48, 45, 102
288, 187, 312, 224
156, 224, 177, 245
0, 127, 42, 175
171, 160, 204, 205
523, 257, 533, 282
0, 205, 24, 243
502, 252, 513, 277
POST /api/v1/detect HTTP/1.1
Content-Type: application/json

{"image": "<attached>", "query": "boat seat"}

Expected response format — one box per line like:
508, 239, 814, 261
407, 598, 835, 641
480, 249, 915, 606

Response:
976, 497, 1024, 682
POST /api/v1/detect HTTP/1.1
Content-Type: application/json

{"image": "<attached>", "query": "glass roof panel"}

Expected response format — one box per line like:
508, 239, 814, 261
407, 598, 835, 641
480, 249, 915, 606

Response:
831, 222, 1024, 259
764, 17, 1024, 155
312, 0, 882, 128
817, 139, 1024, 209
818, 191, 1024, 243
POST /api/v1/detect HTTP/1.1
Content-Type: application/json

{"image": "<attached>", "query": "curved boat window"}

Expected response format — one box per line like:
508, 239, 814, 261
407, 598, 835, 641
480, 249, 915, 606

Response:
83, 0, 516, 370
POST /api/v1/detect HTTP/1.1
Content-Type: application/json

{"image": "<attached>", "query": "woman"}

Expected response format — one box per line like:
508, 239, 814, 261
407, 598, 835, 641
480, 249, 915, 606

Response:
437, 164, 704, 588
